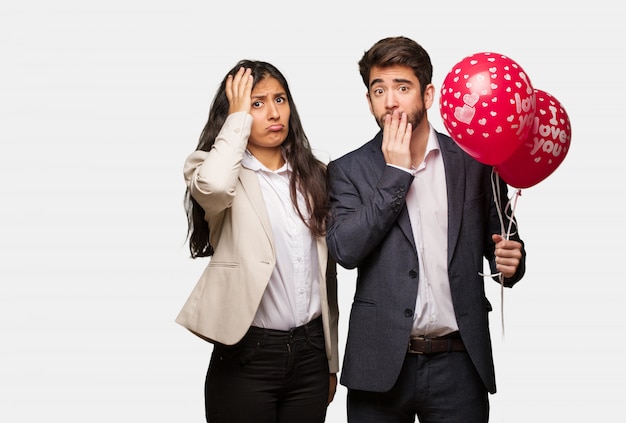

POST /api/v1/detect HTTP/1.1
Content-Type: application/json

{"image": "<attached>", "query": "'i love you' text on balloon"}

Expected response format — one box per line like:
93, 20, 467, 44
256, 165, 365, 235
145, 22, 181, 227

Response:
495, 89, 571, 189
440, 52, 536, 165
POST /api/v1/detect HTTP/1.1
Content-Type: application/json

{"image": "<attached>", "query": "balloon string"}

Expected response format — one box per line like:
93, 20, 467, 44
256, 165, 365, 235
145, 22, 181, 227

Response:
478, 168, 521, 339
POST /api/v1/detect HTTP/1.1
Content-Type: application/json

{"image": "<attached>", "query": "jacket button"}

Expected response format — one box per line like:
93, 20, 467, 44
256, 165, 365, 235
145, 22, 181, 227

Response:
404, 309, 413, 317
409, 270, 417, 278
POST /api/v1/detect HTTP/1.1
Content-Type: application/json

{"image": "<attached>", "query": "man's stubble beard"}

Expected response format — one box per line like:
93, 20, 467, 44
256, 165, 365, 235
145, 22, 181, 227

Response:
376, 104, 426, 131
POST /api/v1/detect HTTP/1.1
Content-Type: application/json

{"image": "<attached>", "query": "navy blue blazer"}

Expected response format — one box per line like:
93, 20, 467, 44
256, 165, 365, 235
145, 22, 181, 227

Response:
326, 129, 526, 394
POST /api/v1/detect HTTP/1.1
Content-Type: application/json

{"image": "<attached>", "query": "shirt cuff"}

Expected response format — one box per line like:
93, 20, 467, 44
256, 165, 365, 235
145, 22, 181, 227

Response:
387, 163, 417, 175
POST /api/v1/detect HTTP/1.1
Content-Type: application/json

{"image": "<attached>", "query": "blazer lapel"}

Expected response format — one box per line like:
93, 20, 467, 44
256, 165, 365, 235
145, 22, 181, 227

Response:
438, 134, 465, 266
239, 168, 274, 244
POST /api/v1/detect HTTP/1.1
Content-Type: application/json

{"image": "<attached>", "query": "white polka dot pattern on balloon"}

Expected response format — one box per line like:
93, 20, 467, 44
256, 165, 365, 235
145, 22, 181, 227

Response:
439, 52, 536, 165
495, 88, 571, 188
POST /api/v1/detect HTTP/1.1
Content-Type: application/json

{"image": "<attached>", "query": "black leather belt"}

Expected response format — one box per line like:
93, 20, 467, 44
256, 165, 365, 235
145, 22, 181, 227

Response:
408, 333, 465, 355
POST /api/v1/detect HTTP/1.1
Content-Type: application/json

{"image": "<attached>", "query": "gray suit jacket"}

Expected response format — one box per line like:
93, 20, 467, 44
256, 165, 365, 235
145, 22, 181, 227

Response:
326, 128, 525, 393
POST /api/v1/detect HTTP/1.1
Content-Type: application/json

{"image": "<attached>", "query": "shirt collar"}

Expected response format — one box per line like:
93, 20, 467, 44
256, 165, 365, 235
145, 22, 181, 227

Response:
242, 149, 290, 173
425, 124, 441, 158
413, 124, 441, 172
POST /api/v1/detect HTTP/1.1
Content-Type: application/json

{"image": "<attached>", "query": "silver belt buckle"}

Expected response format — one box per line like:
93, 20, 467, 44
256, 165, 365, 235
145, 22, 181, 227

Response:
408, 337, 431, 354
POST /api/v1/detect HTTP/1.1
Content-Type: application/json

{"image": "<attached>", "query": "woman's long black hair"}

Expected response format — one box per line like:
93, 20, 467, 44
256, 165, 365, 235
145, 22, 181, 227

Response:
185, 60, 329, 258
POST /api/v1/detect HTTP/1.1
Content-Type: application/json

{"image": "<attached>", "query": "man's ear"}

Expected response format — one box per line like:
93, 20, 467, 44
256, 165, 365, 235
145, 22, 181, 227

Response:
424, 83, 436, 110
366, 92, 374, 115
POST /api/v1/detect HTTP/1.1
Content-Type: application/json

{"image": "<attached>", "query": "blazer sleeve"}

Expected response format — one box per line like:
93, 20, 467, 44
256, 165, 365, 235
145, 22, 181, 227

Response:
184, 112, 252, 219
326, 157, 415, 269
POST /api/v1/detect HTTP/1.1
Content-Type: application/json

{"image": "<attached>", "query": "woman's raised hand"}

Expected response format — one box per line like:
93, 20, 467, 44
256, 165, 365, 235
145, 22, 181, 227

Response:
226, 67, 253, 115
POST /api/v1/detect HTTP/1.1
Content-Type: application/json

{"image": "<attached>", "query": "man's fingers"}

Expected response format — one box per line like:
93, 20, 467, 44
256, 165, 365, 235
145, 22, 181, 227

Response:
382, 111, 412, 168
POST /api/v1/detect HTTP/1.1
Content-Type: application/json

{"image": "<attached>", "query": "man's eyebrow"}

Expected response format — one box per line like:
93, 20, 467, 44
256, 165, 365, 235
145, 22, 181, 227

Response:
369, 78, 383, 89
369, 78, 414, 88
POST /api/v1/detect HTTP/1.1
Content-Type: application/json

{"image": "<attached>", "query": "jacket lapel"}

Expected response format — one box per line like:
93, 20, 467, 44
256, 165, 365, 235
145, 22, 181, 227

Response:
239, 168, 274, 244
438, 133, 465, 266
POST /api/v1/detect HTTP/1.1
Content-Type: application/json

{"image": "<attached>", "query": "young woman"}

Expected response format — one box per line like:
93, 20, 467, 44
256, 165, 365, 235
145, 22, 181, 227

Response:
176, 60, 339, 423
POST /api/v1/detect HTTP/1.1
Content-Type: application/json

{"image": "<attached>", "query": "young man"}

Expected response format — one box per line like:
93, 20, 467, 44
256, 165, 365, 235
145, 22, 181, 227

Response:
326, 36, 526, 422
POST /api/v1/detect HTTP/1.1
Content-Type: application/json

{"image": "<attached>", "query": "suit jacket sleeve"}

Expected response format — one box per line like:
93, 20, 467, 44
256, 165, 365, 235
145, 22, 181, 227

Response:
326, 147, 415, 269
184, 111, 252, 219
